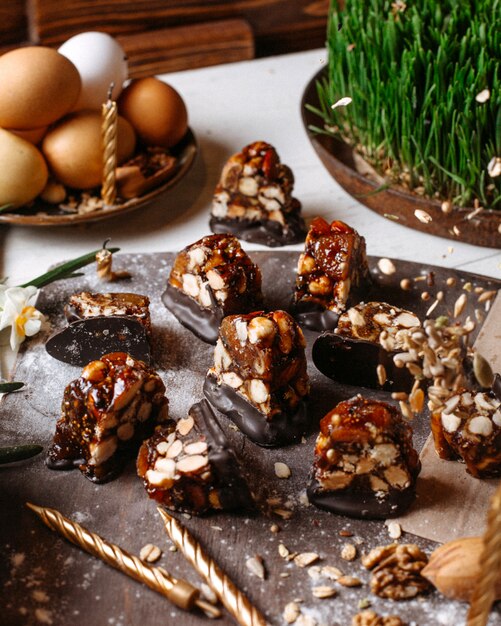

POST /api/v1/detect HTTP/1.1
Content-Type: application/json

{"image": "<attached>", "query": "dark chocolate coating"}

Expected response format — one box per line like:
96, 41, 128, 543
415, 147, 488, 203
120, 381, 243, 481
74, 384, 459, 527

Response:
307, 471, 419, 520
492, 374, 501, 403
45, 317, 151, 366
290, 299, 340, 331
312, 332, 415, 392
203, 373, 310, 447
161, 282, 222, 345
189, 399, 254, 510
209, 213, 306, 248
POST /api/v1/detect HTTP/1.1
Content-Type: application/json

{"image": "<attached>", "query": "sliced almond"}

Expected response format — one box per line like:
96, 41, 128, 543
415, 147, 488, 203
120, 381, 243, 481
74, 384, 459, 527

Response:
184, 441, 208, 455
166, 439, 183, 459
176, 416, 194, 436
176, 454, 208, 473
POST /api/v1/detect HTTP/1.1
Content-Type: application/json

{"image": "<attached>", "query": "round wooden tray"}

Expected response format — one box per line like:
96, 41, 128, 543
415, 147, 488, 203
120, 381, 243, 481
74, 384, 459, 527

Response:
0, 129, 198, 227
301, 69, 501, 249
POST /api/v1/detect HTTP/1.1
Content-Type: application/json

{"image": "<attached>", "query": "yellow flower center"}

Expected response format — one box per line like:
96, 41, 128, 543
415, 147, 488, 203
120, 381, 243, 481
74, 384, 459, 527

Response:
15, 305, 37, 338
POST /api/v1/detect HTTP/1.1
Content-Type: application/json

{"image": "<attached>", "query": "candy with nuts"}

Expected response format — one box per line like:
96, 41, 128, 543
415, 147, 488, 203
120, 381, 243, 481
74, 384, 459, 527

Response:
203, 310, 310, 446
292, 218, 371, 331
137, 399, 253, 515
307, 395, 420, 519
162, 233, 263, 344
47, 352, 169, 483
209, 141, 306, 247
312, 302, 421, 392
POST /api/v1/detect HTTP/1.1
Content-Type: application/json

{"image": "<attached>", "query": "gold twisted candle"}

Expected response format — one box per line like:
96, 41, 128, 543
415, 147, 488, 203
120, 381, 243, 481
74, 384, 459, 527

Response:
467, 481, 501, 626
157, 508, 268, 626
101, 83, 118, 205
26, 502, 220, 618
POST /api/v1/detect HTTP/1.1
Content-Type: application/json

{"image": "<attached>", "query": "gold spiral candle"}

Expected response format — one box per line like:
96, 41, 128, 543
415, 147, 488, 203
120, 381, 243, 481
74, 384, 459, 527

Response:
26, 502, 220, 618
466, 482, 501, 626
101, 85, 118, 205
157, 507, 268, 626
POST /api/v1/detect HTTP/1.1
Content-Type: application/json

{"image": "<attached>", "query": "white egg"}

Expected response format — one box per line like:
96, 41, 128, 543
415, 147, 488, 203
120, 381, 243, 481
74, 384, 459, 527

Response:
58, 32, 128, 111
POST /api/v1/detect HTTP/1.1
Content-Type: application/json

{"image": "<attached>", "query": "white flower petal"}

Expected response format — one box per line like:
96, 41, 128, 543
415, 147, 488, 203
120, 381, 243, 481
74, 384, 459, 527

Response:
475, 89, 490, 103
24, 318, 42, 338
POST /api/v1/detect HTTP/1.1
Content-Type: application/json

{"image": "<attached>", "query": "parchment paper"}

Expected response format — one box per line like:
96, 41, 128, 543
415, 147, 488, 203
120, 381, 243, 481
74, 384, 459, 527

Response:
391, 294, 501, 543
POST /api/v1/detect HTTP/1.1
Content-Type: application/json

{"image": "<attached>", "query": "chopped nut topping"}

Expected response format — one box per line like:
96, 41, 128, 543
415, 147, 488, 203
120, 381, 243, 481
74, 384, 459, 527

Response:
139, 543, 162, 563
341, 543, 357, 561
294, 552, 320, 568
275, 462, 292, 479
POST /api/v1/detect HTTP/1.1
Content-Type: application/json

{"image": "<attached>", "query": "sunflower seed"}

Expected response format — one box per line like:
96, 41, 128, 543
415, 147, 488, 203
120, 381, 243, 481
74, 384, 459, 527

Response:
414, 209, 432, 223
312, 586, 337, 599
454, 293, 467, 318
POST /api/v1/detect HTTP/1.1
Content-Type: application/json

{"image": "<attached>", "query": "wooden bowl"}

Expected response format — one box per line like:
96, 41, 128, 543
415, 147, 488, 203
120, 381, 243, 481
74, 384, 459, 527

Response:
301, 69, 501, 249
0, 129, 197, 227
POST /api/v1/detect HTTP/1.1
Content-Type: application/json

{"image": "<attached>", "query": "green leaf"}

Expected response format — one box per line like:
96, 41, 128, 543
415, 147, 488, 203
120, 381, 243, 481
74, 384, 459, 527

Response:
0, 444, 43, 465
0, 382, 24, 393
21, 247, 119, 289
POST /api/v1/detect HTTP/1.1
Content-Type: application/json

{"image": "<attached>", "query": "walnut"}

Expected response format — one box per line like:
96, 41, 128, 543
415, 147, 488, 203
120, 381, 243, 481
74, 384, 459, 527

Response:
351, 610, 406, 626
362, 543, 432, 600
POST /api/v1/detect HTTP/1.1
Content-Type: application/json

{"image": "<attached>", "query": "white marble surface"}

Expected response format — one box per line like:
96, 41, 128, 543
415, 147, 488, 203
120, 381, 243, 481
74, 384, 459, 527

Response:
1, 49, 500, 286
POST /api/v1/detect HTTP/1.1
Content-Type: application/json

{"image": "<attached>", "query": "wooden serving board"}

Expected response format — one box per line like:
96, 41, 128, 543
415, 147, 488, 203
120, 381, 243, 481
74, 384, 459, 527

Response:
1, 252, 500, 626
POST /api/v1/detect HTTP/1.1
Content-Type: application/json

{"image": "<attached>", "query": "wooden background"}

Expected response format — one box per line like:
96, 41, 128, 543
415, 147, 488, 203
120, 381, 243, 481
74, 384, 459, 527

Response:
1, 0, 329, 76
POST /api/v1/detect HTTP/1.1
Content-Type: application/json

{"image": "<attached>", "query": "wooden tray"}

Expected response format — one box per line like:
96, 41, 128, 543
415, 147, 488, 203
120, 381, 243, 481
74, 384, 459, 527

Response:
0, 130, 197, 227
301, 69, 501, 250
1, 251, 500, 626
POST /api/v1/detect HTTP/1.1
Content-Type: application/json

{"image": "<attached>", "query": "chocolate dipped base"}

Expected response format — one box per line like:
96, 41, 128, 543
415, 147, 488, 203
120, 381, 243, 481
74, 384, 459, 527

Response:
312, 332, 415, 392
161, 282, 222, 345
45, 316, 151, 366
291, 300, 340, 332
209, 213, 306, 248
307, 472, 419, 520
203, 373, 310, 447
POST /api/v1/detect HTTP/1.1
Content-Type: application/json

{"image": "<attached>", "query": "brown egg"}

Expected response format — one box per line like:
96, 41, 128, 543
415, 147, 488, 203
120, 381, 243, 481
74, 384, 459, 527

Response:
42, 111, 136, 189
8, 126, 48, 145
118, 78, 188, 148
0, 129, 48, 207
0, 47, 81, 129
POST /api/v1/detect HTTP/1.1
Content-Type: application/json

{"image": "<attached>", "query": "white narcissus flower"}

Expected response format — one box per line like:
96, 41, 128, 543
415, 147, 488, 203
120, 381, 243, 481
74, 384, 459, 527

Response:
0, 285, 45, 351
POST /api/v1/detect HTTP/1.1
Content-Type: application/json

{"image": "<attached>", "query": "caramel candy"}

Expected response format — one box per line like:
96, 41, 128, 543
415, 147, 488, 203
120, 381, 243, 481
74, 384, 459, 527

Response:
47, 352, 169, 483
65, 291, 151, 336
292, 218, 371, 330
137, 399, 254, 515
204, 310, 310, 446
431, 388, 501, 478
308, 396, 420, 519
162, 233, 263, 344
313, 302, 421, 391
209, 141, 306, 247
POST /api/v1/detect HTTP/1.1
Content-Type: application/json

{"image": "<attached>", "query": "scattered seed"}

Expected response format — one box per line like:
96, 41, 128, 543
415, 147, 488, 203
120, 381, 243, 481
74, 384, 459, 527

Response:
487, 157, 501, 178
400, 278, 412, 290
453, 225, 461, 236
446, 277, 456, 287
308, 566, 322, 580
477, 290, 496, 303
331, 96, 352, 109
168, 545, 177, 552
475, 88, 490, 103
279, 543, 290, 559
421, 291, 430, 301
280, 572, 290, 578
283, 601, 301, 624
387, 522, 402, 539
246, 555, 266, 580
341, 544, 357, 561
441, 200, 453, 214
454, 293, 467, 318
337, 575, 362, 587
473, 352, 494, 388
339, 530, 353, 537
409, 388, 424, 413
176, 416, 194, 436
414, 209, 432, 223
391, 392, 409, 401
322, 565, 343, 580
463, 282, 473, 292
275, 462, 291, 479
377, 258, 396, 275
294, 552, 320, 568
399, 400, 413, 420
358, 598, 372, 610
312, 586, 337, 599
274, 508, 293, 520
376, 364, 387, 386
139, 543, 162, 563
426, 298, 440, 316
270, 524, 280, 534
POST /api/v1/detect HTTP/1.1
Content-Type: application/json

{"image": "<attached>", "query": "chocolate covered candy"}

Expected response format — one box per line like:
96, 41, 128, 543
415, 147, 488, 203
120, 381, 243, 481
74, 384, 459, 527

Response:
209, 141, 306, 247
137, 399, 254, 515
65, 291, 152, 336
292, 218, 371, 330
431, 388, 501, 478
307, 395, 420, 519
313, 302, 421, 391
204, 310, 310, 446
47, 352, 169, 483
162, 233, 263, 344
46, 291, 152, 366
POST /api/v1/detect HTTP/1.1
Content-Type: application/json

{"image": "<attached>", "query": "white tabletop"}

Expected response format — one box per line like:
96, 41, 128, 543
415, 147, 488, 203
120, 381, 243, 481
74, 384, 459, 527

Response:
1, 49, 500, 286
